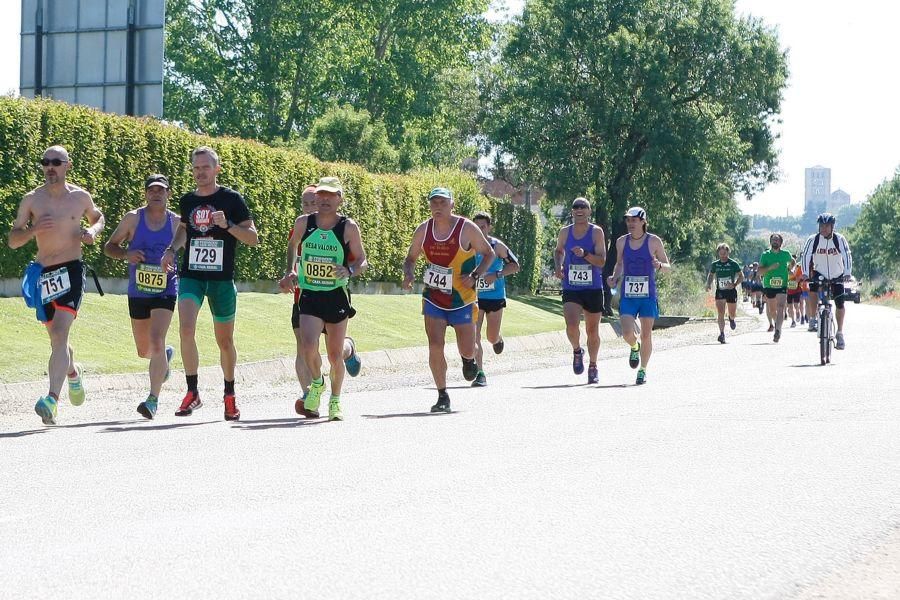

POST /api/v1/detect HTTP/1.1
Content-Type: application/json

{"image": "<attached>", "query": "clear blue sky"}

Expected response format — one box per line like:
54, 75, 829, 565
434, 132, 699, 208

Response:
3, 0, 898, 216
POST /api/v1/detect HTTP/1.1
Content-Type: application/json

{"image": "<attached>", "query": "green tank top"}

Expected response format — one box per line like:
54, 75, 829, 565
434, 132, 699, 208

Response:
297, 215, 349, 292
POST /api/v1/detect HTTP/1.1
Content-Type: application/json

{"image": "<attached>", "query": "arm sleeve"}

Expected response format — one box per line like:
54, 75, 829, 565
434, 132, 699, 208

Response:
230, 191, 252, 223
839, 233, 852, 275
800, 235, 816, 277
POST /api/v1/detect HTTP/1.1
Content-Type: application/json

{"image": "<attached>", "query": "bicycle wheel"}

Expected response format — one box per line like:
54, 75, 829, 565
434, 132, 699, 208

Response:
819, 310, 831, 365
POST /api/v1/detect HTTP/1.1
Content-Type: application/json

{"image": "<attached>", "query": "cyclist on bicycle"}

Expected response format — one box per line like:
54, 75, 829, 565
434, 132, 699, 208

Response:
800, 213, 853, 349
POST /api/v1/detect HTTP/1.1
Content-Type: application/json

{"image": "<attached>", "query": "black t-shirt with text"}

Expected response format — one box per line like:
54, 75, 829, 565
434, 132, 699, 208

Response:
179, 186, 252, 281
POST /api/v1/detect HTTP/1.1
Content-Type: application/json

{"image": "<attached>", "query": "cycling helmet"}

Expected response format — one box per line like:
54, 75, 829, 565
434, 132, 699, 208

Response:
817, 213, 836, 225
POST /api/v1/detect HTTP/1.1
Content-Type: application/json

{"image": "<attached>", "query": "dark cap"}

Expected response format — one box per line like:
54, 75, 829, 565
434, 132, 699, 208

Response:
145, 174, 170, 189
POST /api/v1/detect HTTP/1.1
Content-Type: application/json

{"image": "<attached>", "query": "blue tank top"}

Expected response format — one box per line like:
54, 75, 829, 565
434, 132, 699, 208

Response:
619, 234, 657, 300
475, 238, 515, 300
562, 224, 603, 291
128, 208, 178, 298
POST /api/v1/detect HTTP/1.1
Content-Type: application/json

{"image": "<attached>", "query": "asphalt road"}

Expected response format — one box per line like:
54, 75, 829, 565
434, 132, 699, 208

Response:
1, 303, 898, 599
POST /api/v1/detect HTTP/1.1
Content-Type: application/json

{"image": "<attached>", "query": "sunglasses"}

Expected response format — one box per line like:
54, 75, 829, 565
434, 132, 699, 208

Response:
572, 203, 589, 210
40, 158, 67, 167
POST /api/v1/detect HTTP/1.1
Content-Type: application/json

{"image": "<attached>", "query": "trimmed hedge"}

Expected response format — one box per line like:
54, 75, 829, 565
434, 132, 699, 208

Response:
0, 97, 541, 291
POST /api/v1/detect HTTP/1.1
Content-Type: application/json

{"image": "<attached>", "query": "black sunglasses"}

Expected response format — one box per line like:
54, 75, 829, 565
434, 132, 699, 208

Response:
40, 158, 67, 167
572, 203, 589, 209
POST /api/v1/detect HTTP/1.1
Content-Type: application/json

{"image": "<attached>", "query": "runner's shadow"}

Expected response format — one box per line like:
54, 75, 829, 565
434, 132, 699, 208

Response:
232, 418, 329, 430
362, 412, 457, 419
99, 420, 219, 433
594, 384, 628, 389
0, 428, 48, 439
789, 364, 831, 368
522, 384, 584, 389
57, 420, 139, 429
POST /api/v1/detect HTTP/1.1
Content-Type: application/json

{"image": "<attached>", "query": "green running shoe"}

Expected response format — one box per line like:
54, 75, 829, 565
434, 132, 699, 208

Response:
301, 377, 325, 418
343, 337, 362, 377
68, 364, 86, 406
137, 396, 158, 420
328, 396, 343, 421
471, 371, 487, 387
628, 343, 641, 369
636, 368, 647, 385
35, 395, 58, 425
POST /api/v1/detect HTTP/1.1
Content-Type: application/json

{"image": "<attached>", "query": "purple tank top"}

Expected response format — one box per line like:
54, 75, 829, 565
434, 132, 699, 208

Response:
562, 224, 603, 291
128, 208, 178, 298
620, 234, 657, 299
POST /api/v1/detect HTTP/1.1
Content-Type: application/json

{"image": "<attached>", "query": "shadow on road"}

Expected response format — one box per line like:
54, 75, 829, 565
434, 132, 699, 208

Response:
231, 417, 329, 430
362, 412, 457, 419
594, 384, 629, 389
58, 420, 139, 429
0, 428, 48, 439
99, 420, 219, 433
789, 364, 830, 368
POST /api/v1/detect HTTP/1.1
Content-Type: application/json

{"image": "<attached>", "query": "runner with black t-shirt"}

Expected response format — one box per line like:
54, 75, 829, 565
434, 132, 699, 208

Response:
161, 146, 259, 421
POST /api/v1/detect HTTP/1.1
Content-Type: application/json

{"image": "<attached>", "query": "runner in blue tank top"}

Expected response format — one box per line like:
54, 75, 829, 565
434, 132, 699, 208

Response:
553, 197, 607, 384
607, 206, 671, 385
470, 212, 520, 387
104, 174, 180, 418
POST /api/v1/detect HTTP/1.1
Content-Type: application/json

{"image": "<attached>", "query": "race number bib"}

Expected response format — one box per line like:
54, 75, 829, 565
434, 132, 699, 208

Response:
476, 276, 495, 292
568, 264, 593, 286
301, 255, 337, 287
787, 279, 799, 291
769, 276, 784, 288
717, 277, 733, 289
39, 267, 71, 303
424, 264, 453, 293
624, 275, 650, 298
188, 238, 224, 272
135, 264, 167, 294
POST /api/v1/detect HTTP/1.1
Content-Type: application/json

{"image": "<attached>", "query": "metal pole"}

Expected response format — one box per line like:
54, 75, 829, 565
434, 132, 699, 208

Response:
34, 2, 43, 96
125, 0, 137, 115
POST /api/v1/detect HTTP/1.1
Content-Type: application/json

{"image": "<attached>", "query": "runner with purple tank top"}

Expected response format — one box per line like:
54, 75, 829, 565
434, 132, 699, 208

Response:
553, 197, 607, 385
104, 174, 180, 419
607, 206, 671, 385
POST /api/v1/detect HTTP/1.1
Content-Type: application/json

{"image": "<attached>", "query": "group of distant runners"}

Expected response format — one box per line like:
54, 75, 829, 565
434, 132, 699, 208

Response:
9, 145, 852, 426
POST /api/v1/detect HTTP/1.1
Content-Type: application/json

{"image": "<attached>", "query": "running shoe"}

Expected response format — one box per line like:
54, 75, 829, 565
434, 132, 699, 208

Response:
628, 343, 640, 369
492, 338, 504, 354
163, 345, 175, 383
773, 329, 781, 343
294, 392, 307, 415
175, 391, 202, 416
68, 364, 85, 406
717, 333, 725, 344
431, 392, 451, 413
471, 371, 487, 387
790, 320, 796, 328
223, 393, 240, 421
729, 317, 736, 330
137, 396, 158, 420
344, 337, 361, 377
462, 357, 478, 381
835, 332, 845, 350
636, 368, 647, 385
767, 324, 775, 332
587, 364, 598, 384
573, 347, 585, 375
328, 396, 343, 421
300, 378, 325, 418
808, 317, 817, 332
35, 395, 57, 425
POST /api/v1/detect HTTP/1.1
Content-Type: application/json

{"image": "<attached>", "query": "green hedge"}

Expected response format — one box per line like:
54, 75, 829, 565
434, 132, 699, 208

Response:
0, 97, 541, 292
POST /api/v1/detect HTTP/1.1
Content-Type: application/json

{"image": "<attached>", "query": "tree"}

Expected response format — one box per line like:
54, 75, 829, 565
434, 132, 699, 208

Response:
306, 105, 399, 173
482, 0, 788, 262
847, 168, 900, 280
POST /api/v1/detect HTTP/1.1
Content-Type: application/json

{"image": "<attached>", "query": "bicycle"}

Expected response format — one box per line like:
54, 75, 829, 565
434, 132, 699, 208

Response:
813, 275, 848, 366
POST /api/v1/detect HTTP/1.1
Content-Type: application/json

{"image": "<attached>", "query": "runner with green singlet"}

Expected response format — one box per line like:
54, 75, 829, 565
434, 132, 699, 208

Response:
705, 243, 743, 344
279, 177, 367, 421
758, 233, 792, 343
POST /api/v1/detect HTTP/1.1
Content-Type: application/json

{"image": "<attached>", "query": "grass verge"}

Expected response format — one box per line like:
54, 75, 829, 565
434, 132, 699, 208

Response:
0, 292, 565, 383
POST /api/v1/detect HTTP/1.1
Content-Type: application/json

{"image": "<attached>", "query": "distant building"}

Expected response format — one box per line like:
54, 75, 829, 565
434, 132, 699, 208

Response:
828, 189, 851, 213
805, 166, 831, 214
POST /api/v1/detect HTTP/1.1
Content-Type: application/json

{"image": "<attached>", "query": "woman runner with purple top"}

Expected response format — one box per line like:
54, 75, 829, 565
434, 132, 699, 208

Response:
607, 207, 671, 385
104, 174, 179, 418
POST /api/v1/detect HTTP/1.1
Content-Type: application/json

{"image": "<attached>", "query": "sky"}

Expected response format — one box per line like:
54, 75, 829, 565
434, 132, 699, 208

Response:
2, 0, 898, 217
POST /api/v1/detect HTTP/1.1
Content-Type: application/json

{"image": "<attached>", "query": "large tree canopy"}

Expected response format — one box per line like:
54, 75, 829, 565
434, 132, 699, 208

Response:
482, 0, 788, 259
165, 0, 490, 168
